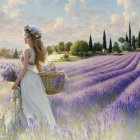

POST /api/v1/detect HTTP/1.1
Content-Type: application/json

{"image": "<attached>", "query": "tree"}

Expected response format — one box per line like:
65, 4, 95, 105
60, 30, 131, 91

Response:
103, 30, 107, 50
64, 42, 72, 51
13, 48, 18, 58
132, 35, 136, 51
57, 42, 64, 52
138, 31, 140, 48
129, 22, 131, 46
125, 33, 129, 42
124, 42, 132, 51
54, 45, 58, 52
108, 38, 112, 53
94, 42, 102, 51
118, 37, 125, 44
70, 40, 89, 56
112, 42, 120, 53
45, 46, 53, 55
89, 33, 93, 51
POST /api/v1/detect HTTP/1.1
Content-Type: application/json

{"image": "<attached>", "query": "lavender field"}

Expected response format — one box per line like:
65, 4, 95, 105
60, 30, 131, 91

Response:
0, 52, 140, 140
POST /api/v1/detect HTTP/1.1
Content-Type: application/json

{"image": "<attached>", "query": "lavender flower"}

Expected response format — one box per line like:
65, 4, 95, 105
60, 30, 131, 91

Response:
50, 66, 56, 71
53, 75, 62, 88
27, 115, 34, 126
0, 63, 22, 83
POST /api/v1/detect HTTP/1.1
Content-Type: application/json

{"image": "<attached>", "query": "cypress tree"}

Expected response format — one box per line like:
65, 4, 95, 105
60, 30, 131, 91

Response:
132, 35, 136, 50
108, 38, 112, 53
89, 33, 93, 51
13, 48, 18, 58
129, 22, 131, 46
125, 33, 129, 42
103, 30, 107, 50
138, 31, 140, 48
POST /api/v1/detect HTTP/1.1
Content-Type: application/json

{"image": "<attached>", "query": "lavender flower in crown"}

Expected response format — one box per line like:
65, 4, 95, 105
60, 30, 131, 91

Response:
24, 24, 42, 39
0, 63, 22, 87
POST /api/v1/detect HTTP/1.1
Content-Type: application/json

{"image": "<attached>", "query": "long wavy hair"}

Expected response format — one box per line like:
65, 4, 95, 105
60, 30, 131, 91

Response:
26, 32, 48, 66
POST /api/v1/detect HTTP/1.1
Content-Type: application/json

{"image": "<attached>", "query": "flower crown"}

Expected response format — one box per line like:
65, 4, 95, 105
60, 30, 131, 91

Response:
24, 25, 42, 39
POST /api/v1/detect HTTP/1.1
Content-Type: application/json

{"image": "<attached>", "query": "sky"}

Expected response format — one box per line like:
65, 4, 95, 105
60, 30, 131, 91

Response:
0, 0, 140, 51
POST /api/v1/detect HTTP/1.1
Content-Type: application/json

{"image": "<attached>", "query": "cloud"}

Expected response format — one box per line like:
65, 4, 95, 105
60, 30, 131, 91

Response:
10, 9, 24, 19
3, 0, 28, 14
0, 9, 28, 50
111, 14, 124, 24
123, 11, 138, 23
117, 0, 140, 11
64, 0, 106, 23
115, 0, 140, 36
65, 0, 84, 21
64, 0, 76, 13
39, 17, 74, 44
117, 0, 133, 10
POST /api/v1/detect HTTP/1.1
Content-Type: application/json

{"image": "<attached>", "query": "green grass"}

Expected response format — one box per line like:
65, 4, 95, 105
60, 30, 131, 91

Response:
46, 51, 95, 67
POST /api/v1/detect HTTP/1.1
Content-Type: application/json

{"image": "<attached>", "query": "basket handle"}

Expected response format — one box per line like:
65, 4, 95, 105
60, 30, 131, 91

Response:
47, 62, 58, 71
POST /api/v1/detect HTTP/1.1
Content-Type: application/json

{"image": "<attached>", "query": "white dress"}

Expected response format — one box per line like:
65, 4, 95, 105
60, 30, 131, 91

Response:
0, 47, 57, 134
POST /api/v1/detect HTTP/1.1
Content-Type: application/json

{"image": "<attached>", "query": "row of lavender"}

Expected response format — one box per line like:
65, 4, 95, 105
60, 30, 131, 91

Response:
57, 52, 136, 94
49, 52, 140, 139
50, 52, 140, 119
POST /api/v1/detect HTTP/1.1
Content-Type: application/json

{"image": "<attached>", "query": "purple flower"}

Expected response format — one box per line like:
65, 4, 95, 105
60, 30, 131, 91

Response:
27, 115, 34, 126
0, 62, 21, 82
50, 66, 56, 71
53, 75, 62, 88
43, 66, 48, 71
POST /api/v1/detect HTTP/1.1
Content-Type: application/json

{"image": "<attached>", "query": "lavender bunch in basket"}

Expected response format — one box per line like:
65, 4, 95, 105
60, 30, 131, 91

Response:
43, 66, 56, 71
53, 74, 69, 90
0, 63, 22, 87
53, 75, 62, 88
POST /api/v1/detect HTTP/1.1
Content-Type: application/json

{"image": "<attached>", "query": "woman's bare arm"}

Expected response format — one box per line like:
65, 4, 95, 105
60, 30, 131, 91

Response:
15, 49, 30, 84
36, 63, 43, 73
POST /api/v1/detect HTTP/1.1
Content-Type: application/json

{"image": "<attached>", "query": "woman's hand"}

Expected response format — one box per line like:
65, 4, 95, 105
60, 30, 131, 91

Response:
11, 82, 18, 90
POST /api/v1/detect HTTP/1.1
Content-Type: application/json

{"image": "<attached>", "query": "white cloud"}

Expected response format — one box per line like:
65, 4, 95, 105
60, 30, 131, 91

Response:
111, 14, 124, 24
117, 0, 140, 11
0, 9, 28, 50
64, 0, 98, 22
123, 11, 138, 23
3, 0, 28, 14
64, 0, 76, 13
10, 9, 24, 19
117, 0, 133, 10
39, 17, 74, 43
115, 0, 140, 37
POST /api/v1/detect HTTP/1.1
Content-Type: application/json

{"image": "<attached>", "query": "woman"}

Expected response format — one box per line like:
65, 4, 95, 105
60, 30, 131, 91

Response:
1, 25, 57, 135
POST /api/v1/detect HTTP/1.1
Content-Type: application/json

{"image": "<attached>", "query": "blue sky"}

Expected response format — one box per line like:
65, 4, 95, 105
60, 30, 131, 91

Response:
0, 0, 139, 51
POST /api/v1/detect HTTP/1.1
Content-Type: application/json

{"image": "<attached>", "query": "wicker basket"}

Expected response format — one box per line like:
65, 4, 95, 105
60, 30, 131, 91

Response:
38, 62, 68, 95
